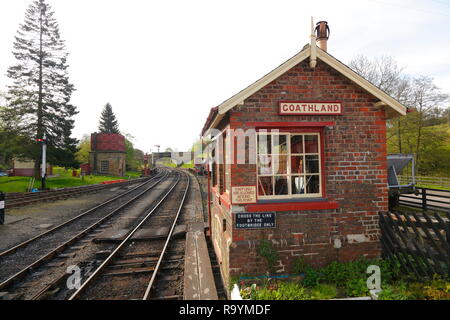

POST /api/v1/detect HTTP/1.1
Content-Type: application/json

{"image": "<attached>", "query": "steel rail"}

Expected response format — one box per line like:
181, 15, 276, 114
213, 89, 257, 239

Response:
0, 170, 170, 292
143, 171, 190, 300
68, 171, 185, 300
0, 170, 163, 258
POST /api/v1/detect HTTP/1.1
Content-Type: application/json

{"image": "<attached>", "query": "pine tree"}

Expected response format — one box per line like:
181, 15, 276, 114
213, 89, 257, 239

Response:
6, 0, 78, 172
98, 103, 120, 134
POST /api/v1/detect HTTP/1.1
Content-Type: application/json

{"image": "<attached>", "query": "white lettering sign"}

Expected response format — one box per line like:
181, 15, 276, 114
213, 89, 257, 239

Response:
232, 186, 256, 204
279, 101, 342, 115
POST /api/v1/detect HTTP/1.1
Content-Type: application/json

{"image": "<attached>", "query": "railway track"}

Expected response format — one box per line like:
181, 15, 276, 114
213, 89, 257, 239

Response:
66, 170, 190, 300
0, 170, 164, 258
4, 177, 150, 209
0, 169, 174, 298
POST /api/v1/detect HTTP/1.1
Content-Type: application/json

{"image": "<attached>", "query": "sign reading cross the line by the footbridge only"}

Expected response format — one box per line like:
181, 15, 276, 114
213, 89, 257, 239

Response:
235, 212, 276, 229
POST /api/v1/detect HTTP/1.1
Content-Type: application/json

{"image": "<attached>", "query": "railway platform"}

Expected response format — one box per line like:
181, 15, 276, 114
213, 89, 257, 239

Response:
184, 222, 217, 300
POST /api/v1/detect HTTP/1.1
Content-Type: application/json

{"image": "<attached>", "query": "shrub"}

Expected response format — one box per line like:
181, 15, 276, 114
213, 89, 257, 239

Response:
302, 267, 322, 288
292, 257, 309, 275
423, 275, 450, 300
256, 240, 279, 274
344, 278, 370, 297
311, 284, 338, 299
378, 284, 410, 300
252, 282, 311, 300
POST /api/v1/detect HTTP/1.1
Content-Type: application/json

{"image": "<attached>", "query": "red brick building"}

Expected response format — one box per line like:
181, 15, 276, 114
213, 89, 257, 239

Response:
201, 22, 407, 287
89, 133, 126, 176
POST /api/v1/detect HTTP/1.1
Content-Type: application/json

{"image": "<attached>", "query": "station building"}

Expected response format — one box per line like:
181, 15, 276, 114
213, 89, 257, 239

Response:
201, 21, 408, 287
88, 133, 126, 176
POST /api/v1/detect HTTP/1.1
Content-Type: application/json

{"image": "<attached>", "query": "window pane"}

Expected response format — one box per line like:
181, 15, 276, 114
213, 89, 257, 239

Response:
273, 154, 288, 174
258, 176, 273, 196
274, 176, 289, 195
305, 155, 319, 173
290, 156, 304, 174
306, 175, 320, 194
272, 134, 288, 154
291, 176, 305, 195
257, 155, 272, 175
291, 135, 303, 154
258, 134, 271, 154
304, 135, 318, 153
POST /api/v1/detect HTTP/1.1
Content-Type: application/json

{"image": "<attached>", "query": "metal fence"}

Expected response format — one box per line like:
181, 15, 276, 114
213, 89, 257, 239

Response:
399, 175, 450, 189
379, 210, 450, 278
399, 187, 450, 212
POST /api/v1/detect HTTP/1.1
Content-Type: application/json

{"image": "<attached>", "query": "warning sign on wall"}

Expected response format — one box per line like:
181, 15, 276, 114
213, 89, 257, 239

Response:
235, 212, 276, 229
232, 186, 256, 204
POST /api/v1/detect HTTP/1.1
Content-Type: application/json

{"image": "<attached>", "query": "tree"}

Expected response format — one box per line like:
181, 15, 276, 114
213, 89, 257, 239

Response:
349, 55, 450, 175
98, 103, 120, 134
0, 95, 32, 169
5, 0, 78, 174
75, 134, 90, 164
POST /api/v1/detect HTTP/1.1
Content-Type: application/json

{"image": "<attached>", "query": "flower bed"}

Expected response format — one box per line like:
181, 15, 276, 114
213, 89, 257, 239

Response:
235, 258, 450, 300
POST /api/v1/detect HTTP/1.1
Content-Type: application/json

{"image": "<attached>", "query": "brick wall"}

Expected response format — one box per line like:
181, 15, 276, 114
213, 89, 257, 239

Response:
89, 151, 126, 176
210, 59, 389, 287
91, 133, 126, 152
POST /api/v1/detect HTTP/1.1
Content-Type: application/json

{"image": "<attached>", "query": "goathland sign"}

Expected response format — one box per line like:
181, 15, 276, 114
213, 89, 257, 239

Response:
279, 101, 342, 115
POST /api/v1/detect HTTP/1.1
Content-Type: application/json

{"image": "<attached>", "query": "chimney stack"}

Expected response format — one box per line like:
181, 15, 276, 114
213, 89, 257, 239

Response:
315, 21, 330, 52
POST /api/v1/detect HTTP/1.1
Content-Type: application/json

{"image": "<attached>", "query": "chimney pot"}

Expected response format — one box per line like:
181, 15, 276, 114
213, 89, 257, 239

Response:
315, 21, 330, 52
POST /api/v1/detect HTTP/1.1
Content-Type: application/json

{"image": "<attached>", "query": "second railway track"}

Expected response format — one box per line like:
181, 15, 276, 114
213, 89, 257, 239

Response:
0, 169, 176, 298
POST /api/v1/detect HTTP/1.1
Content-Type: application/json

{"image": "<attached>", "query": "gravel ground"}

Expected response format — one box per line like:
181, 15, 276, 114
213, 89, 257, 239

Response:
73, 173, 188, 300
0, 169, 209, 300
3, 174, 176, 299
0, 181, 145, 253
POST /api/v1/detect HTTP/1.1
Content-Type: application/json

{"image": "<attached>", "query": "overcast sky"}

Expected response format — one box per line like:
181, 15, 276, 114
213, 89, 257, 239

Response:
1, 0, 449, 152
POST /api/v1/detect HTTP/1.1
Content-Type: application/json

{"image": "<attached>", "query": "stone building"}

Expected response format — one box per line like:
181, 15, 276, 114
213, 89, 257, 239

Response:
89, 133, 126, 176
201, 21, 408, 287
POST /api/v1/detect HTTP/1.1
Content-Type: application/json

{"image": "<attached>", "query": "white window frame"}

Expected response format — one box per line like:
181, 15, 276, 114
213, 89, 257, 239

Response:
256, 131, 322, 199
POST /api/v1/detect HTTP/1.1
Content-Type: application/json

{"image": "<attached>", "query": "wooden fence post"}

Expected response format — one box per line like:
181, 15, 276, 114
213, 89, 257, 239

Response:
422, 188, 427, 211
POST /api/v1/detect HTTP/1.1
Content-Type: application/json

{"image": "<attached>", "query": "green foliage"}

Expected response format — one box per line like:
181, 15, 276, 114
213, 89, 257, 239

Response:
302, 267, 321, 288
5, 0, 78, 169
377, 284, 410, 300
319, 258, 403, 289
350, 55, 450, 177
344, 278, 369, 297
256, 240, 279, 274
291, 257, 309, 275
239, 258, 450, 300
311, 283, 338, 300
75, 135, 90, 164
423, 275, 450, 300
125, 139, 136, 170
388, 121, 450, 176
378, 276, 450, 300
242, 281, 311, 300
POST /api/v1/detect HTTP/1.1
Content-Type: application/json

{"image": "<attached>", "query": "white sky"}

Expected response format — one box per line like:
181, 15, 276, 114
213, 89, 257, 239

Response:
1, 0, 450, 152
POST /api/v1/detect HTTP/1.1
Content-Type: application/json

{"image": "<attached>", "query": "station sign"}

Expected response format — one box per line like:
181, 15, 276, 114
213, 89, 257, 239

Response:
235, 212, 276, 229
232, 186, 256, 204
279, 101, 342, 115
